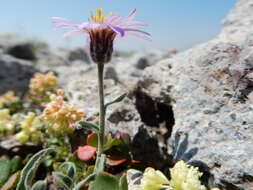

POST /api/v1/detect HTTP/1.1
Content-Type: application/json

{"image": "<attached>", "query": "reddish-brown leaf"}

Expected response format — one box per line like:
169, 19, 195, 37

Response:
107, 158, 128, 166
77, 145, 96, 161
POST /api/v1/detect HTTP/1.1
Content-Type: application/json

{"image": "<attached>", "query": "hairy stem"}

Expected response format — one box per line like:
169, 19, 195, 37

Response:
97, 63, 105, 157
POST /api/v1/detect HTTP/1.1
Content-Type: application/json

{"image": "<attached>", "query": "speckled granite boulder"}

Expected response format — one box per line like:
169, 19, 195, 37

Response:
139, 0, 253, 189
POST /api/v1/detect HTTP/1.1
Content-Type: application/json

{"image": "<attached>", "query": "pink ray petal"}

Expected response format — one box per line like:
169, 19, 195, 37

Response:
127, 8, 137, 20
109, 26, 125, 37
62, 30, 85, 37
123, 28, 151, 36
125, 31, 151, 40
78, 22, 91, 30
106, 14, 123, 25
51, 17, 72, 22
125, 21, 148, 27
54, 23, 80, 29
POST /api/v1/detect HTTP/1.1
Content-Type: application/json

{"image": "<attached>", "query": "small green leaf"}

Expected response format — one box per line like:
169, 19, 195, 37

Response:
87, 133, 110, 150
104, 134, 121, 151
119, 174, 128, 190
87, 133, 99, 148
77, 121, 99, 133
0, 158, 11, 186
31, 180, 47, 190
89, 173, 119, 190
105, 93, 127, 111
10, 156, 22, 173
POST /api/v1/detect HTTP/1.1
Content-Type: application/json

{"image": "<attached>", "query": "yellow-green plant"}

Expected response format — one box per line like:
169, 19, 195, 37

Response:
15, 112, 43, 144
0, 109, 16, 136
0, 91, 19, 108
169, 161, 206, 190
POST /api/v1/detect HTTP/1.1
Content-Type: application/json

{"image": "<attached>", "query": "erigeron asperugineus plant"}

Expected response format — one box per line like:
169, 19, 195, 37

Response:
52, 7, 150, 186
15, 7, 150, 190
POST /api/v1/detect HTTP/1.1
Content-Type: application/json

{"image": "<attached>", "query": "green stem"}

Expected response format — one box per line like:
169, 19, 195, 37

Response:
97, 63, 105, 157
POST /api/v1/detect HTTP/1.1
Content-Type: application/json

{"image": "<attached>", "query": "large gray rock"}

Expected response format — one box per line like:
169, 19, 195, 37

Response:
0, 54, 37, 94
139, 0, 253, 189
0, 33, 49, 61
0, 33, 71, 69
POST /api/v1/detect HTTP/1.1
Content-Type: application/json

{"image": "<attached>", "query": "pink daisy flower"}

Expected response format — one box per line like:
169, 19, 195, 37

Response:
52, 8, 150, 63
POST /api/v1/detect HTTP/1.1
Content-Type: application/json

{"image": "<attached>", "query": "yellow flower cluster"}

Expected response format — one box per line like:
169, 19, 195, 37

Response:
41, 90, 84, 135
29, 72, 57, 102
169, 161, 206, 190
140, 161, 220, 190
0, 109, 16, 136
15, 112, 43, 144
0, 91, 19, 108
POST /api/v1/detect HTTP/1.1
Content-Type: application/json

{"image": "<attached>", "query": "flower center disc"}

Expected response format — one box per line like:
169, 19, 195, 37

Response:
90, 8, 107, 23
